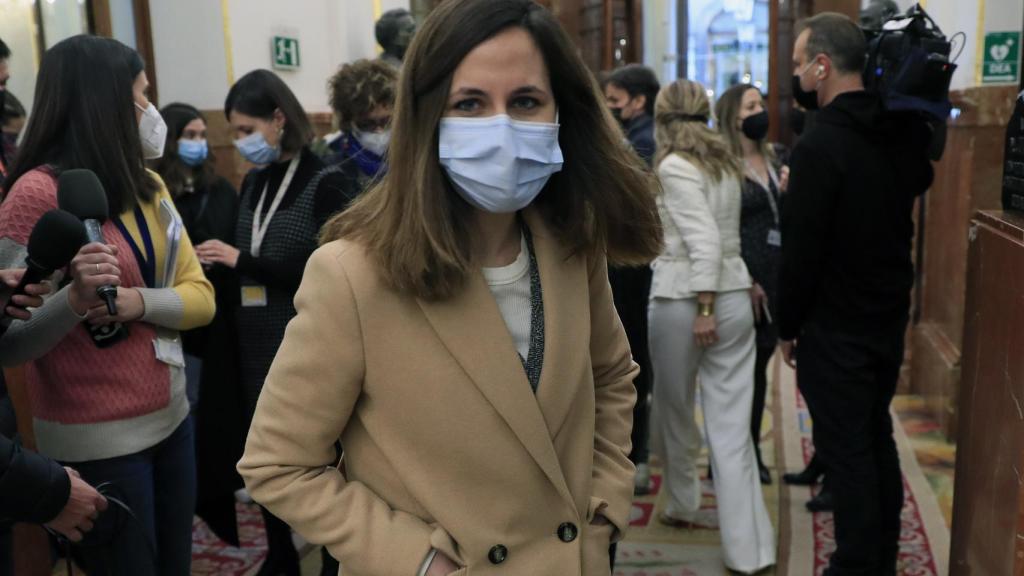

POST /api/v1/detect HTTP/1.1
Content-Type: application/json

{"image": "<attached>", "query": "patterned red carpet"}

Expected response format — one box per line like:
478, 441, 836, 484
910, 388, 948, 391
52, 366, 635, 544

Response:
781, 365, 950, 576
190, 504, 267, 576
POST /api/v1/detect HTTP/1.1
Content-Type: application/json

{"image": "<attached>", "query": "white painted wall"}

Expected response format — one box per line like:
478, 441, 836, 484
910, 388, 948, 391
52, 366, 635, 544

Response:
151, 0, 410, 113
150, 0, 230, 110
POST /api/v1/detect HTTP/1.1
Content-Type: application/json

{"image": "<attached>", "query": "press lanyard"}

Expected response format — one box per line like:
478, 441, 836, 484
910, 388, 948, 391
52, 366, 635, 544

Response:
251, 155, 300, 258
114, 205, 157, 288
747, 163, 781, 227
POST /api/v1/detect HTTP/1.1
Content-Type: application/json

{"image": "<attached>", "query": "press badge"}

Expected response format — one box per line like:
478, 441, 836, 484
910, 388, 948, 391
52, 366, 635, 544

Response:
241, 285, 268, 307
767, 229, 782, 247
153, 336, 185, 368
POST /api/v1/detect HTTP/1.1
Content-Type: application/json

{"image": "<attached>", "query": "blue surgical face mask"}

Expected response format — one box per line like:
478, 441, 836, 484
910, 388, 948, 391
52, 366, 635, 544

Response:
234, 131, 280, 165
438, 114, 563, 213
178, 138, 208, 167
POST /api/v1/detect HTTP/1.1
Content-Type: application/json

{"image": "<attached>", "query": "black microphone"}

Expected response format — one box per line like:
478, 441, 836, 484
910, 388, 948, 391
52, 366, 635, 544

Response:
3, 209, 88, 317
56, 169, 119, 316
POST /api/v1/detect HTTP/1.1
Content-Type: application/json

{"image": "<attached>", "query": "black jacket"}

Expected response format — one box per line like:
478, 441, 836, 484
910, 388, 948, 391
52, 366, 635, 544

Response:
625, 114, 656, 167
777, 91, 933, 340
0, 329, 68, 526
0, 434, 69, 525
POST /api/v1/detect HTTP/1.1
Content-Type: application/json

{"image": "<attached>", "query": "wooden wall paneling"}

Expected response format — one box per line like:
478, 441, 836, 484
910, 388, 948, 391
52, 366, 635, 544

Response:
580, 0, 604, 73
132, 0, 158, 106
909, 85, 1019, 437
677, 0, 688, 79
810, 0, 858, 18
949, 211, 1024, 575
768, 0, 781, 143
629, 0, 642, 63
603, 0, 613, 70
89, 0, 113, 37
555, 0, 584, 52
5, 365, 51, 576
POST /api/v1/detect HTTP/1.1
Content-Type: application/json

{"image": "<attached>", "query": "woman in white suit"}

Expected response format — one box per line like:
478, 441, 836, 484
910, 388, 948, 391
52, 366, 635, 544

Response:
647, 79, 776, 574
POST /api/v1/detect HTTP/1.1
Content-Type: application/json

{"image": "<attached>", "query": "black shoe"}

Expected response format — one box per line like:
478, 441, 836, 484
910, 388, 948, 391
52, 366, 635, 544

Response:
805, 490, 834, 513
758, 464, 772, 485
783, 467, 822, 486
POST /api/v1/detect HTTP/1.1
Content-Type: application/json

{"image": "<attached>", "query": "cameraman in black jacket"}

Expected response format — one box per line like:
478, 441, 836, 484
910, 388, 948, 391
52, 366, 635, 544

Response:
778, 13, 933, 576
0, 268, 108, 575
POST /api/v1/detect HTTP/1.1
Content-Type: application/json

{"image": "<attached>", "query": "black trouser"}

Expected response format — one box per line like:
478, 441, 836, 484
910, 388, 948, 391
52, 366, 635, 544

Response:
751, 344, 774, 469
261, 506, 299, 570
796, 321, 906, 576
608, 265, 652, 464
320, 547, 339, 576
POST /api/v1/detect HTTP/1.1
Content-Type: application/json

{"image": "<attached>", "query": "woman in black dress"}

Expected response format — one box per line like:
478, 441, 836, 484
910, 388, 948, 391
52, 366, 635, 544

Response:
193, 70, 355, 576
715, 84, 790, 485
150, 102, 248, 546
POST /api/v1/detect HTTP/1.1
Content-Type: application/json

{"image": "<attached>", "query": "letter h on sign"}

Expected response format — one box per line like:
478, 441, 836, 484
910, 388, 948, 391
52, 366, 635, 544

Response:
272, 36, 300, 70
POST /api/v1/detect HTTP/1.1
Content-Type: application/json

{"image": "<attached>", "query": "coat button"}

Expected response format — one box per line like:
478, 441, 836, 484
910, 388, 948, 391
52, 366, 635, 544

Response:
488, 544, 508, 564
557, 522, 578, 542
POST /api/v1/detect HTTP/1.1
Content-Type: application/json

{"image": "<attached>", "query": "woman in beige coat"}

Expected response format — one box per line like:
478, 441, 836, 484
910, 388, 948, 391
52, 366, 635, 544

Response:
236, 1, 663, 575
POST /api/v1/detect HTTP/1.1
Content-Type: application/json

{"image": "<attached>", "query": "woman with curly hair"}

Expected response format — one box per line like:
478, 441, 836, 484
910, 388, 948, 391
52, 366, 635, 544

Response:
322, 59, 398, 190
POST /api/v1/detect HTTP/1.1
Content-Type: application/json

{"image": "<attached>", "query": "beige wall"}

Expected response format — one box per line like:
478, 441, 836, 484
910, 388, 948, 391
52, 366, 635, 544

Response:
151, 0, 410, 114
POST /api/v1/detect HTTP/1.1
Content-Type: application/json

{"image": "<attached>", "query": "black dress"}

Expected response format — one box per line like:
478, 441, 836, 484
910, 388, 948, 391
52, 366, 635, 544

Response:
170, 174, 245, 546
233, 148, 352, 417
739, 172, 782, 349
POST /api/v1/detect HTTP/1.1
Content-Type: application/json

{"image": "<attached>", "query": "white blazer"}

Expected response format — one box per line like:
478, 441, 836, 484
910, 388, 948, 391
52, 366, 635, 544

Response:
650, 153, 752, 300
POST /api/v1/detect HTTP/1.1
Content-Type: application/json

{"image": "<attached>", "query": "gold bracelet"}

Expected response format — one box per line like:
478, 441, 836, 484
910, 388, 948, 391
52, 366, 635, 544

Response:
698, 302, 714, 317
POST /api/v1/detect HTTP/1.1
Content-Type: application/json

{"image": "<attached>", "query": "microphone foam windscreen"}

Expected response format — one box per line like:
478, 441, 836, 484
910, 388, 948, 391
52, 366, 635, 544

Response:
27, 209, 89, 270
57, 169, 109, 222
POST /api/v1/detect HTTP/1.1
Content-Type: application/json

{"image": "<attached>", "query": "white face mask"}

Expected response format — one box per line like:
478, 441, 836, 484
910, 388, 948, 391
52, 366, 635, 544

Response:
438, 114, 563, 214
353, 128, 391, 158
136, 102, 168, 159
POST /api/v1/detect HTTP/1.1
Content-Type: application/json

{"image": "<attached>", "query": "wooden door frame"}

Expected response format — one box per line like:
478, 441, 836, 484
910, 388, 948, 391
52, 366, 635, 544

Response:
88, 0, 159, 105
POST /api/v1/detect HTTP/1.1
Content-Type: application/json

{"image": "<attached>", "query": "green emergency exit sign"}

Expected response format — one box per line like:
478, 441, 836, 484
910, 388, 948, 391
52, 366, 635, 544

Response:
982, 31, 1020, 84
272, 36, 300, 70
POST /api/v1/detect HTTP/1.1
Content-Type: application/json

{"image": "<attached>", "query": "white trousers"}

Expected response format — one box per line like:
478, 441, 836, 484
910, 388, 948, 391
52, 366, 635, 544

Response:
648, 291, 776, 574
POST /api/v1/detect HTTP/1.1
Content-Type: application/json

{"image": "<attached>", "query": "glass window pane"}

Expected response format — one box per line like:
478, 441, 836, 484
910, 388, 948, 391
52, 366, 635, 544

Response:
39, 0, 90, 49
688, 0, 770, 100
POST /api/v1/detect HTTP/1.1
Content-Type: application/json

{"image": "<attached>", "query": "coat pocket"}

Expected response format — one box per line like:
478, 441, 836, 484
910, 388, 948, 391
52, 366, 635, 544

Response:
581, 522, 614, 576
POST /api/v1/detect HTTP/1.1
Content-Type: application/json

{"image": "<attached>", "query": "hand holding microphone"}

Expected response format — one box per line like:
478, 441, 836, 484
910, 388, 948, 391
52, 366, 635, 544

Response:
1, 209, 88, 320
57, 169, 120, 316
0, 269, 50, 320
67, 243, 123, 317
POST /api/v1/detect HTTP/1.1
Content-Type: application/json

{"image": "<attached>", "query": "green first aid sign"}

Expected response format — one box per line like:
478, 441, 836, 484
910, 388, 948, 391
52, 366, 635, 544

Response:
272, 36, 300, 70
982, 31, 1020, 84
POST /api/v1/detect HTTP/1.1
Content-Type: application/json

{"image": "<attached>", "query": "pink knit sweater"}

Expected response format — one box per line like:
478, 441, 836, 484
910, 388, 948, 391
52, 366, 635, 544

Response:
1, 169, 167, 423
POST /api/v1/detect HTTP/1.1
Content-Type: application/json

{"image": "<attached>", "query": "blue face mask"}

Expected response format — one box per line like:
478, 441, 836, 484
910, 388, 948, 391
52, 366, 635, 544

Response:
178, 139, 208, 167
438, 114, 563, 213
234, 131, 280, 165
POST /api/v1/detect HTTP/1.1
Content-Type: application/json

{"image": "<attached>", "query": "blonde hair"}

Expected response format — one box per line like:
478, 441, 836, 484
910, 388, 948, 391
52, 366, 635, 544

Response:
654, 79, 740, 182
715, 84, 775, 163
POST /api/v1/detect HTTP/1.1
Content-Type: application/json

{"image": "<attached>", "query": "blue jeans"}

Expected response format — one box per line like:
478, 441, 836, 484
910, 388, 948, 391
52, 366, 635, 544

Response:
68, 416, 196, 576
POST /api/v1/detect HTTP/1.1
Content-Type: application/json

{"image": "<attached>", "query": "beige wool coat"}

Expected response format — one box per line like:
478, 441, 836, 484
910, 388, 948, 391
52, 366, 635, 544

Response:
237, 210, 639, 576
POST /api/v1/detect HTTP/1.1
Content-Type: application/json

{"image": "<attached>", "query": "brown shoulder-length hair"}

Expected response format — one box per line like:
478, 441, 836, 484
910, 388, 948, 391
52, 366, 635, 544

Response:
714, 83, 774, 163
321, 0, 662, 301
654, 79, 740, 182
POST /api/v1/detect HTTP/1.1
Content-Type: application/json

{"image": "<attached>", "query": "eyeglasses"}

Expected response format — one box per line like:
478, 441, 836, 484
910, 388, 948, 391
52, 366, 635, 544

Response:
354, 117, 391, 132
